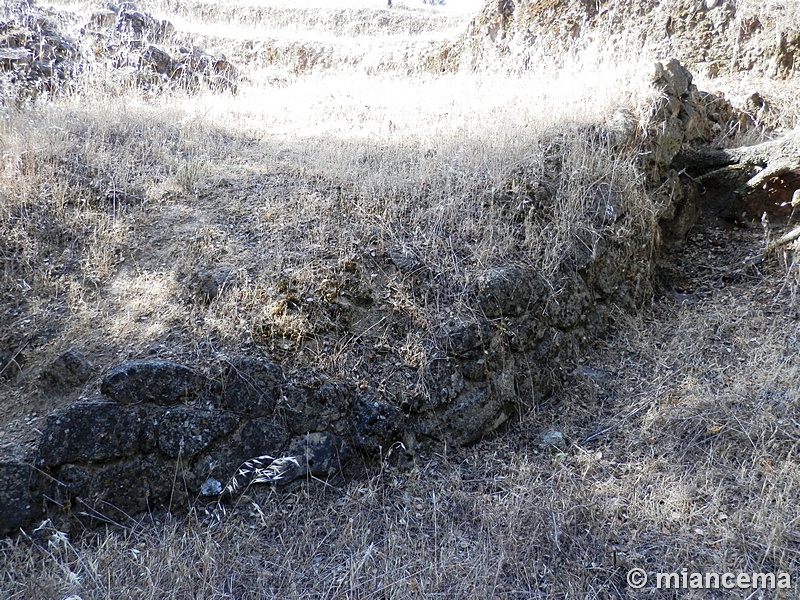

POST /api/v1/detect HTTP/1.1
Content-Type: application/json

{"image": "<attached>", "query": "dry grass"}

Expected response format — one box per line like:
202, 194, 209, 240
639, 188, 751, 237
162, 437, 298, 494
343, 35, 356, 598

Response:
3, 287, 799, 598
0, 7, 661, 379
2, 0, 800, 597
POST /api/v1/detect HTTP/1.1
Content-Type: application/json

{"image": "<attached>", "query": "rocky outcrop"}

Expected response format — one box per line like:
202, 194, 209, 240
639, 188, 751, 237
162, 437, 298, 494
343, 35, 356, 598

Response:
451, 0, 800, 83
624, 57, 763, 243
0, 357, 362, 534
0, 1, 238, 103
37, 402, 153, 467
0, 7, 79, 100
0, 57, 764, 536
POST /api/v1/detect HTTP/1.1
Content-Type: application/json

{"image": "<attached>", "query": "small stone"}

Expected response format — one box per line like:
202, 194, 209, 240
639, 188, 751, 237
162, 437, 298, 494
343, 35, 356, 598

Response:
388, 247, 423, 273
537, 429, 567, 452
186, 266, 233, 304
648, 61, 664, 82
39, 348, 93, 394
199, 478, 222, 497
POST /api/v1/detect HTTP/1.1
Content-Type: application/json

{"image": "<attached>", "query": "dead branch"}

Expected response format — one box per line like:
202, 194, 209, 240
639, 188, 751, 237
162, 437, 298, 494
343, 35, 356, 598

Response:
743, 224, 800, 267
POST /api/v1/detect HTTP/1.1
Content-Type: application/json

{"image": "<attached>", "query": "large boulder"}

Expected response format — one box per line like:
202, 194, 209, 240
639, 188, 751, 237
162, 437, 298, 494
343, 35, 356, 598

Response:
56, 455, 182, 516
282, 380, 353, 435
286, 432, 351, 479
239, 417, 291, 459
37, 401, 153, 467
101, 360, 206, 405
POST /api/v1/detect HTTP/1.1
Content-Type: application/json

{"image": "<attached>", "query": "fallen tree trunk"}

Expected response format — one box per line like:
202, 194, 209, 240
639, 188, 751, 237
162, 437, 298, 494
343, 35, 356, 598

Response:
674, 129, 800, 174
673, 129, 800, 219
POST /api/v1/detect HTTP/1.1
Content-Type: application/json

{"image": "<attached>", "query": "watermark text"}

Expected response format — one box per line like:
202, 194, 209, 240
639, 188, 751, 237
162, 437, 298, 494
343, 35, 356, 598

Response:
626, 568, 792, 591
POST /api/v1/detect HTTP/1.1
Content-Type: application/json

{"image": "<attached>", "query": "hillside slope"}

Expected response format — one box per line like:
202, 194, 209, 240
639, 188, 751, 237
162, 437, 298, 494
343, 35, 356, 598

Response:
1, 0, 799, 597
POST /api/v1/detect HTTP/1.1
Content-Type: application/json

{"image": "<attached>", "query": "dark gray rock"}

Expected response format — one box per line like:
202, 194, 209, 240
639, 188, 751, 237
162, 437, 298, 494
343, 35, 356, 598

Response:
140, 45, 175, 76
287, 432, 350, 478
239, 417, 291, 459
440, 371, 515, 446
388, 247, 424, 273
584, 253, 628, 301
282, 380, 351, 435
186, 266, 233, 303
38, 348, 93, 393
477, 266, 548, 318
37, 402, 152, 467
0, 460, 43, 536
438, 317, 489, 358
506, 316, 547, 353
221, 357, 283, 417
157, 408, 239, 458
351, 396, 404, 455
537, 429, 568, 452
460, 358, 489, 382
425, 356, 464, 408
101, 359, 205, 405
57, 455, 182, 516
545, 277, 592, 330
